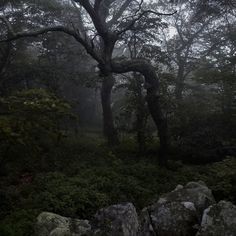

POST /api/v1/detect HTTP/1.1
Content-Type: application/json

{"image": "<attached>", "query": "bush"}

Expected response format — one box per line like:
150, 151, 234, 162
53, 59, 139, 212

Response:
0, 137, 236, 236
0, 88, 74, 171
0, 209, 39, 236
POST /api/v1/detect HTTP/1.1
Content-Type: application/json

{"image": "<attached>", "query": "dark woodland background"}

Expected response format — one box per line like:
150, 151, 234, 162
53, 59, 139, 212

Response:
0, 0, 236, 235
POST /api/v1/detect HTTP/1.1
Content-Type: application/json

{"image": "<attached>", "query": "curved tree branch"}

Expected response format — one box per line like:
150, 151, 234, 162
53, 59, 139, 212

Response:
0, 16, 103, 64
111, 57, 168, 165
111, 58, 158, 87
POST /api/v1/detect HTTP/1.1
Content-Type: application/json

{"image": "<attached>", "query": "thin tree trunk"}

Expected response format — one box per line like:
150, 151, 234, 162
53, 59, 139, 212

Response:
175, 64, 185, 101
136, 104, 147, 153
101, 75, 119, 145
134, 73, 147, 153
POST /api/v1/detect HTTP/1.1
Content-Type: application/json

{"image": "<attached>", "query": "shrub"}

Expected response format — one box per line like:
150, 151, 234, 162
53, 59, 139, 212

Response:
0, 88, 74, 171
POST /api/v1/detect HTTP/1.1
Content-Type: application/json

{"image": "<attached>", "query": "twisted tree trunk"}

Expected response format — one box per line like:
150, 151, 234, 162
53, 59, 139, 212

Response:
112, 59, 168, 166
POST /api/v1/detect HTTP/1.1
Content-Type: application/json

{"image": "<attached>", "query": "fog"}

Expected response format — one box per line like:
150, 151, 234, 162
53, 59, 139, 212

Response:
0, 1, 236, 235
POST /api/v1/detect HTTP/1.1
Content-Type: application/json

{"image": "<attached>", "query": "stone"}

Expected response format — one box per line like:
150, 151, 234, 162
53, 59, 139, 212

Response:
197, 201, 236, 236
139, 201, 199, 236
35, 182, 234, 236
158, 181, 215, 213
138, 181, 215, 236
35, 212, 91, 236
93, 202, 139, 236
138, 207, 156, 236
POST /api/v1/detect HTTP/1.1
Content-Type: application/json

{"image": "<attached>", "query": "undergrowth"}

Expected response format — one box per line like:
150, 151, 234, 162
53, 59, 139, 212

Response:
0, 136, 235, 236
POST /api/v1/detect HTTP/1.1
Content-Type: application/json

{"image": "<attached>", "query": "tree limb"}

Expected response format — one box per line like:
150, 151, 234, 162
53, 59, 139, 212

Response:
117, 10, 177, 35
107, 0, 133, 27
0, 15, 15, 36
73, 0, 107, 35
0, 21, 103, 64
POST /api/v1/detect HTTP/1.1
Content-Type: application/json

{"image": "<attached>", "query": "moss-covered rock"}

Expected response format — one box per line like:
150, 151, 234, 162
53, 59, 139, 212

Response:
35, 212, 91, 236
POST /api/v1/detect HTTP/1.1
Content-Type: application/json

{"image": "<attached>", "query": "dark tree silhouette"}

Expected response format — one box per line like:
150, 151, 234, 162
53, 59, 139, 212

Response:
0, 0, 176, 165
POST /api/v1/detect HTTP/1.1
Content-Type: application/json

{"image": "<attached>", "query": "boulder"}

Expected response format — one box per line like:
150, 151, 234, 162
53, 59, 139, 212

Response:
138, 181, 215, 236
139, 201, 199, 236
138, 207, 156, 236
35, 182, 234, 236
93, 202, 139, 236
35, 212, 91, 236
197, 201, 236, 236
158, 181, 215, 213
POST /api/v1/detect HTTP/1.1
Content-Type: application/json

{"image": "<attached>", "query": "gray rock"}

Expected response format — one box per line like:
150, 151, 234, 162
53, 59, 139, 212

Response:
139, 201, 199, 236
35, 212, 91, 236
93, 202, 139, 236
138, 207, 158, 236
138, 181, 214, 236
197, 201, 236, 236
158, 181, 215, 213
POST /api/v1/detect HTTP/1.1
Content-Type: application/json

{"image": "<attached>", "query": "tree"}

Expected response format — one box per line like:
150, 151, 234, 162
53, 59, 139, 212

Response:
162, 0, 216, 101
0, 0, 176, 165
0, 18, 12, 92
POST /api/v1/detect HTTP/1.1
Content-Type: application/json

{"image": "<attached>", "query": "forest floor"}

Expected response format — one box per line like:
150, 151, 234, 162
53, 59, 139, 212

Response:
0, 135, 236, 236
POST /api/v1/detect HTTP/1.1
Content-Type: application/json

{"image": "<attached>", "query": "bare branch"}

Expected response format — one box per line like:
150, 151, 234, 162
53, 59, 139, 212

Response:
0, 17, 102, 64
117, 10, 177, 35
0, 15, 15, 36
175, 22, 185, 44
107, 0, 133, 27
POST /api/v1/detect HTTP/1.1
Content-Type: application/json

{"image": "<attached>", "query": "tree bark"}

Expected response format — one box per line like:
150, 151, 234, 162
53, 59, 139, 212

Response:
101, 75, 119, 145
175, 63, 185, 101
133, 73, 147, 153
112, 59, 168, 166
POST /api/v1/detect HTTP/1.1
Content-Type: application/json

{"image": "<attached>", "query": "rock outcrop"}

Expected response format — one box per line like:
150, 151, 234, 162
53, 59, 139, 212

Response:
93, 203, 139, 236
157, 181, 215, 213
34, 181, 236, 236
139, 201, 199, 236
139, 181, 214, 236
197, 201, 236, 236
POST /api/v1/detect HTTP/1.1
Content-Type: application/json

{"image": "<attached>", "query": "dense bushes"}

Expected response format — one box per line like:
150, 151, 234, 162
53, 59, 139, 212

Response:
0, 89, 74, 173
0, 136, 235, 236
0, 88, 235, 236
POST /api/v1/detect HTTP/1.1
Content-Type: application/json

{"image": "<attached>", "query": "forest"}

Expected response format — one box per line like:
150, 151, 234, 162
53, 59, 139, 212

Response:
0, 0, 236, 235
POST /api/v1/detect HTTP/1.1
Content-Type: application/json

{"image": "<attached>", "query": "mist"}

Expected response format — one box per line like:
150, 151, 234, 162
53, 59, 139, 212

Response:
0, 1, 236, 235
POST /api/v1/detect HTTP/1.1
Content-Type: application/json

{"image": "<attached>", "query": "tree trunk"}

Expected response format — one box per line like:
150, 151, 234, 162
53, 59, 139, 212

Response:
101, 75, 119, 145
112, 59, 169, 166
175, 64, 185, 101
133, 73, 147, 153
136, 103, 147, 153
146, 91, 168, 166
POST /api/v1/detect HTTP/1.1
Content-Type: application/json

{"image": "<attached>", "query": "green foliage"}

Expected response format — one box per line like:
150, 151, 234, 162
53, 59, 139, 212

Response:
0, 209, 39, 236
31, 172, 110, 218
194, 158, 236, 202
0, 137, 236, 236
0, 88, 73, 170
